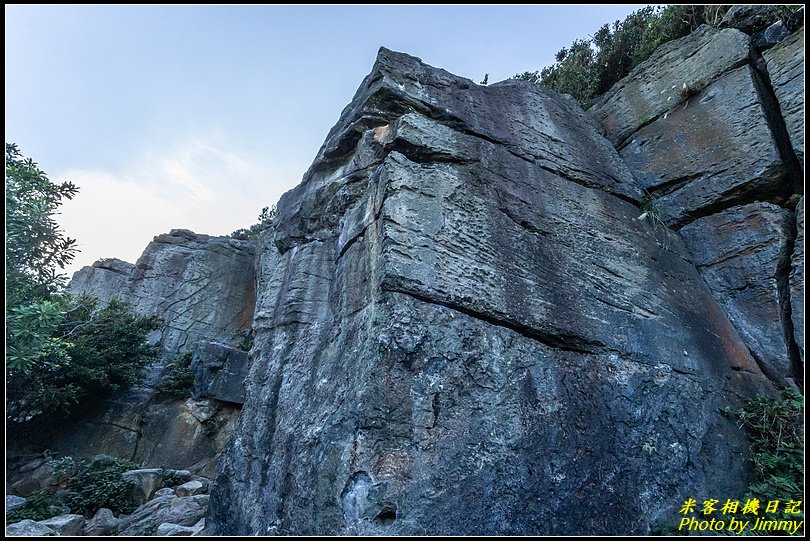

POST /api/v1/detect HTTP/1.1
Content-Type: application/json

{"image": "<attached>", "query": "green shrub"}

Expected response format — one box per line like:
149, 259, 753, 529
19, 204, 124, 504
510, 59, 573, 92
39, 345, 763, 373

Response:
61, 456, 139, 517
7, 296, 159, 422
5, 491, 52, 524
519, 5, 737, 108
230, 205, 276, 240
158, 352, 195, 398
722, 390, 804, 535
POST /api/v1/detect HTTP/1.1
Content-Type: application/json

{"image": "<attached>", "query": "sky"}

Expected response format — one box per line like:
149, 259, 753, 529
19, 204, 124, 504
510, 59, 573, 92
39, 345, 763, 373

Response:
6, 5, 648, 278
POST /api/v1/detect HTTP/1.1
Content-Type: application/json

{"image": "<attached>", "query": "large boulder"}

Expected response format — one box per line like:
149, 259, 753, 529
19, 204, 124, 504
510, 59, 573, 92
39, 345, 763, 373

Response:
82, 508, 120, 536
116, 495, 207, 537
70, 230, 256, 354
37, 514, 86, 536
6, 520, 56, 536
68, 258, 134, 306
209, 47, 772, 536
680, 203, 798, 386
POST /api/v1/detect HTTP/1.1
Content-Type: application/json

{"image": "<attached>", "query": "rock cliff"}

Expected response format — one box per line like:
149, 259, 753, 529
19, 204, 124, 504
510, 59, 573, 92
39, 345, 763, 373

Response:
209, 36, 799, 535
27, 15, 802, 537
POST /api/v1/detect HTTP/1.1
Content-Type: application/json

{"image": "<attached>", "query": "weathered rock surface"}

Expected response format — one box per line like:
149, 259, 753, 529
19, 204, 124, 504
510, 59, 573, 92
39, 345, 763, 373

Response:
6, 494, 27, 512
6, 519, 56, 536
191, 342, 249, 404
210, 47, 772, 536
680, 203, 796, 386
763, 29, 805, 167
123, 469, 165, 505
591, 26, 751, 147
37, 514, 86, 536
68, 258, 135, 305
790, 198, 804, 363
116, 495, 207, 536
175, 480, 207, 497
70, 230, 256, 353
721, 5, 781, 35
82, 508, 119, 536
156, 522, 201, 536
593, 23, 798, 227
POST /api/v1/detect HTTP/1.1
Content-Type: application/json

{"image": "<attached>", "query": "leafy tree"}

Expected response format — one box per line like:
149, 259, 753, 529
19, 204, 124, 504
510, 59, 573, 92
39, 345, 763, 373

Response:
7, 297, 159, 422
230, 204, 276, 240
6, 144, 158, 423
6, 143, 78, 299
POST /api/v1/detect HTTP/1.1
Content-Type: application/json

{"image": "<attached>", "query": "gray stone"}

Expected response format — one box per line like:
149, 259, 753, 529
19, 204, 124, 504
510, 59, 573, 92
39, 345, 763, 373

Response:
68, 230, 256, 354
117, 496, 207, 537
155, 487, 176, 498
37, 514, 85, 536
164, 469, 193, 485
175, 480, 206, 497
790, 198, 804, 363
619, 65, 786, 226
68, 258, 134, 306
83, 508, 120, 536
681, 203, 800, 386
6, 519, 56, 536
764, 29, 804, 167
6, 495, 27, 512
210, 47, 772, 536
157, 522, 200, 536
191, 342, 250, 404
752, 20, 791, 50
591, 26, 751, 146
123, 468, 165, 504
721, 4, 781, 34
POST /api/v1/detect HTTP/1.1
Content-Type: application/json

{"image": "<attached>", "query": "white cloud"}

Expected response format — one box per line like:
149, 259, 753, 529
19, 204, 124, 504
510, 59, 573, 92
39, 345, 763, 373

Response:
58, 136, 301, 279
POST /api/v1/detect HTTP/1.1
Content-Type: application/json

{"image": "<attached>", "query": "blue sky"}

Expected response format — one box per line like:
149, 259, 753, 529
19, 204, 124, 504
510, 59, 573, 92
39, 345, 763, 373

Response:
6, 5, 647, 276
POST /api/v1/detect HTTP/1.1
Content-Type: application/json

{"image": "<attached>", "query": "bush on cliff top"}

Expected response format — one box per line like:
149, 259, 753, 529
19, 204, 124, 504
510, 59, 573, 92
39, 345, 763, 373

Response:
517, 5, 734, 108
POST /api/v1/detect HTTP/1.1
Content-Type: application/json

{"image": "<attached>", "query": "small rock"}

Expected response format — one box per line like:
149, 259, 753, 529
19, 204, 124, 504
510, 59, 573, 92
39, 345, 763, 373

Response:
157, 522, 198, 536
163, 469, 193, 486
38, 514, 85, 536
175, 480, 206, 497
83, 508, 120, 536
6, 519, 57, 536
154, 487, 176, 498
6, 495, 27, 512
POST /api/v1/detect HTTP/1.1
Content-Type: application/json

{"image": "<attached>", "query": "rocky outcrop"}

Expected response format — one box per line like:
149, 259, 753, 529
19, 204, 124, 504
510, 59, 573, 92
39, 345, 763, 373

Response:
6, 519, 57, 536
68, 258, 134, 305
209, 47, 773, 536
70, 230, 257, 353
679, 203, 796, 386
592, 26, 797, 227
191, 342, 249, 405
46, 230, 256, 479
763, 29, 805, 168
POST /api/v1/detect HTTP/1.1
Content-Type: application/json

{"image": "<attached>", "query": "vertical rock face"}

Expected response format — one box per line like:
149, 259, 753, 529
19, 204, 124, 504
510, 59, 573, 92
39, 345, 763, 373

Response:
679, 203, 796, 386
790, 198, 804, 363
763, 29, 805, 168
591, 21, 803, 389
210, 48, 772, 536
592, 26, 794, 227
69, 229, 257, 353
68, 258, 134, 305
53, 230, 256, 472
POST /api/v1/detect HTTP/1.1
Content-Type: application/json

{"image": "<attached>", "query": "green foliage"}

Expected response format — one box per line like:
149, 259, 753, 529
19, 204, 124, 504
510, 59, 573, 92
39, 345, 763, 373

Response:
7, 296, 159, 422
6, 143, 79, 300
520, 6, 734, 107
60, 456, 139, 517
5, 491, 52, 523
479, 73, 489, 86
158, 352, 195, 398
230, 204, 276, 240
722, 390, 805, 535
